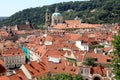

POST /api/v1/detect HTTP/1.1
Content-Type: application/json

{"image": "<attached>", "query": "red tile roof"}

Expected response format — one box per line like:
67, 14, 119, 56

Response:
0, 76, 9, 80
9, 69, 26, 80
65, 20, 81, 25
0, 31, 9, 37
0, 64, 6, 74
46, 59, 78, 75
43, 50, 64, 58
85, 52, 112, 64
0, 59, 4, 65
90, 65, 106, 76
1, 48, 24, 57
52, 20, 101, 29
25, 61, 48, 77
16, 24, 33, 30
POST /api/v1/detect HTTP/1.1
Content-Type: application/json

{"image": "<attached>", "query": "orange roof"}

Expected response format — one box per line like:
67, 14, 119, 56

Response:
85, 52, 112, 64
43, 50, 64, 58
25, 61, 48, 77
34, 45, 47, 58
9, 69, 26, 80
0, 76, 9, 80
0, 31, 9, 37
65, 20, 81, 25
65, 33, 81, 41
0, 64, 6, 74
46, 59, 78, 75
1, 48, 24, 57
90, 65, 106, 76
53, 21, 101, 29
14, 30, 26, 35
103, 48, 111, 52
0, 59, 4, 65
45, 35, 54, 41
74, 50, 85, 62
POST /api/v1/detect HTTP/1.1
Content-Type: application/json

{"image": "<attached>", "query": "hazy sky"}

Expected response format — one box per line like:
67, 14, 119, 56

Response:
0, 0, 88, 16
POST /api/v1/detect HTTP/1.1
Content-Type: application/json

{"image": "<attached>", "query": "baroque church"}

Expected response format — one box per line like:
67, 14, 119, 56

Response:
45, 8, 63, 27
45, 7, 101, 34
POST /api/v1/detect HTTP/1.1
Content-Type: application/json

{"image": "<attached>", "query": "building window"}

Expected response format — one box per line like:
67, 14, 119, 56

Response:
54, 20, 57, 24
85, 68, 89, 75
80, 68, 83, 74
108, 71, 112, 77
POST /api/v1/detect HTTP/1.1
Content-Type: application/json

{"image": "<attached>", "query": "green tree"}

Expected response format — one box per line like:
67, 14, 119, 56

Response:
73, 74, 83, 80
42, 73, 84, 80
42, 77, 52, 80
112, 30, 120, 79
83, 57, 97, 67
54, 73, 72, 80
0, 0, 120, 27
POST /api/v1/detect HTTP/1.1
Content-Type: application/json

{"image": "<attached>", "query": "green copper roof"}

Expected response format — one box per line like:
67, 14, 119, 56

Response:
52, 12, 62, 18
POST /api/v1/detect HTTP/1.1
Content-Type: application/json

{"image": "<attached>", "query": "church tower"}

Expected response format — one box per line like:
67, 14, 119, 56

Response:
45, 9, 51, 27
51, 7, 63, 25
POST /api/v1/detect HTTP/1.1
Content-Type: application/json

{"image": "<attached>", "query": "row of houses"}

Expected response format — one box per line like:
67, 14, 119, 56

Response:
0, 19, 119, 80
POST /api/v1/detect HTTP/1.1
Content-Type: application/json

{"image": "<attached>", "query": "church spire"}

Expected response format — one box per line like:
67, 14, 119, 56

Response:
55, 7, 58, 12
45, 8, 51, 27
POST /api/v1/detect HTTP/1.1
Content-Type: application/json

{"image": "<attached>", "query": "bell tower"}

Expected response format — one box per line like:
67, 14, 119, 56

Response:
45, 9, 51, 28
51, 7, 63, 25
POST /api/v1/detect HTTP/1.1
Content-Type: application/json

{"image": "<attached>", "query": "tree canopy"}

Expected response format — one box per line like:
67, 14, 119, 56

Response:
83, 57, 97, 67
112, 30, 120, 79
42, 73, 83, 80
0, 0, 120, 28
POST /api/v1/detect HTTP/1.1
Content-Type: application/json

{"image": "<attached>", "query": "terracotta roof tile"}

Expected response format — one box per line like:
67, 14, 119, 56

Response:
0, 31, 9, 37
90, 65, 106, 76
0, 59, 4, 65
53, 20, 101, 29
0, 76, 9, 80
1, 48, 24, 56
16, 24, 33, 30
46, 59, 78, 75
85, 52, 112, 64
9, 69, 26, 80
0, 64, 6, 74
25, 61, 48, 77
65, 20, 81, 25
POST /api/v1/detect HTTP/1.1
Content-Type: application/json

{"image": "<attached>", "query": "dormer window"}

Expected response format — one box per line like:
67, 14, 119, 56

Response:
107, 59, 111, 62
94, 58, 98, 61
62, 67, 65, 70
18, 52, 20, 55
12, 52, 14, 55
73, 69, 76, 72
80, 68, 83, 74
54, 66, 57, 69
85, 68, 89, 75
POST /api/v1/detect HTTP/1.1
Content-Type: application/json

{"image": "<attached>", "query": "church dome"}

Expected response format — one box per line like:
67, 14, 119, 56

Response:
52, 12, 62, 18
51, 7, 63, 25
52, 7, 62, 18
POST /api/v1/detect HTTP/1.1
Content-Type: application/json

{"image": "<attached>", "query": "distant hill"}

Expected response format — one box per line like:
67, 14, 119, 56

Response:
0, 0, 120, 28
0, 17, 7, 21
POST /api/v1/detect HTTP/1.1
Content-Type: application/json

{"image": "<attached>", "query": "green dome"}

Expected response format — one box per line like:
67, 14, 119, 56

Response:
52, 12, 62, 18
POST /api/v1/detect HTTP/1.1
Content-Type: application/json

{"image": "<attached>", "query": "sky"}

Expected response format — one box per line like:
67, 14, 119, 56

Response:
0, 0, 88, 17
